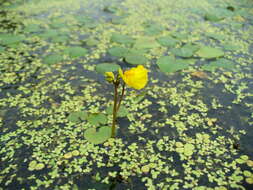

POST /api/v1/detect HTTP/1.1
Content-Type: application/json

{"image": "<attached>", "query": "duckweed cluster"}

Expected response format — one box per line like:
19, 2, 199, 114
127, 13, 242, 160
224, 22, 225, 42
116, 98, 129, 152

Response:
0, 0, 253, 189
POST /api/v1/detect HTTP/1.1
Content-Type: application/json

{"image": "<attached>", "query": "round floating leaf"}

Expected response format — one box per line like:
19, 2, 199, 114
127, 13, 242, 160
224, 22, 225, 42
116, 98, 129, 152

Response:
111, 33, 134, 44
201, 58, 235, 71
67, 111, 88, 123
95, 63, 120, 74
84, 126, 111, 144
0, 34, 25, 46
184, 143, 195, 156
39, 30, 58, 39
43, 54, 63, 65
171, 44, 199, 58
51, 35, 69, 43
124, 53, 148, 65
64, 47, 88, 58
144, 24, 164, 35
0, 46, 5, 53
28, 160, 37, 171
85, 38, 99, 47
196, 46, 224, 59
157, 56, 189, 73
108, 46, 129, 57
204, 13, 224, 21
134, 37, 160, 49
24, 24, 41, 33
106, 105, 129, 117
141, 165, 150, 173
171, 32, 188, 40
87, 113, 107, 126
157, 36, 179, 48
35, 163, 45, 170
103, 6, 118, 13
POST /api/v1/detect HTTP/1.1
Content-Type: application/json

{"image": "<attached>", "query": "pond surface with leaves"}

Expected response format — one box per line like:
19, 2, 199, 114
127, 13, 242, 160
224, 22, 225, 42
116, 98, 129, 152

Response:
0, 0, 253, 189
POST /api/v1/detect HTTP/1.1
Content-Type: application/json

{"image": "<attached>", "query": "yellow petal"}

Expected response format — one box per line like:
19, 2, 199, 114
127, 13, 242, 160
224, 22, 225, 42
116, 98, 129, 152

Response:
121, 65, 148, 90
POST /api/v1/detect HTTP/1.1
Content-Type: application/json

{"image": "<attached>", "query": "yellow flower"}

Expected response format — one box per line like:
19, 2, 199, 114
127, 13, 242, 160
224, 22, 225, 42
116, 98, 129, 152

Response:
119, 65, 148, 90
105, 72, 115, 82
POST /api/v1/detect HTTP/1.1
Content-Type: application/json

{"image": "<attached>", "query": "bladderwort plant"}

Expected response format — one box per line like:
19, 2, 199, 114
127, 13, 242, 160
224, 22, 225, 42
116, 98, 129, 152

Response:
105, 65, 148, 138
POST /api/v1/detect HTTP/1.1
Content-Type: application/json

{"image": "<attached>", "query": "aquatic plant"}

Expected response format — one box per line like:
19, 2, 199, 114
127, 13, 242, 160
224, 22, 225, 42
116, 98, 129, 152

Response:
106, 65, 148, 138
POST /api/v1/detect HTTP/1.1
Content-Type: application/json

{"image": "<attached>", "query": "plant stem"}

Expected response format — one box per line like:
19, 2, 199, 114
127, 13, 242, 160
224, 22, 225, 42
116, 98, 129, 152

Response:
117, 83, 125, 112
111, 81, 119, 138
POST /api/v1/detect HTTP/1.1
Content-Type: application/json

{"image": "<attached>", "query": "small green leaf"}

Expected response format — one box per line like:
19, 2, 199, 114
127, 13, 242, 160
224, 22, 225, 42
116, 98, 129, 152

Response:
157, 36, 179, 48
95, 63, 120, 74
196, 46, 224, 59
202, 58, 235, 71
87, 113, 107, 126
124, 53, 148, 65
111, 33, 134, 44
134, 37, 160, 49
157, 56, 189, 73
35, 163, 45, 170
108, 46, 129, 57
43, 54, 63, 65
171, 43, 199, 58
64, 47, 88, 58
84, 126, 111, 144
67, 111, 88, 123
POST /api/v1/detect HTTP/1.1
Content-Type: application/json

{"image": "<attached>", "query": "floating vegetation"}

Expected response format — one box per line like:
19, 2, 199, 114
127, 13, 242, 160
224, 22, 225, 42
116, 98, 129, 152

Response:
0, 0, 253, 189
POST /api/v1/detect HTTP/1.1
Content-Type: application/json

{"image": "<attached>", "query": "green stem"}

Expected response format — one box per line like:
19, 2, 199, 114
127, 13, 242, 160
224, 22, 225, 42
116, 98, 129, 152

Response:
111, 81, 119, 138
117, 83, 125, 112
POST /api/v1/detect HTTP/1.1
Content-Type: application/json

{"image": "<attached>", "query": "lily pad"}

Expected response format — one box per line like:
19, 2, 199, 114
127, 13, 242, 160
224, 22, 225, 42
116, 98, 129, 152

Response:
171, 43, 199, 58
111, 33, 134, 44
201, 58, 235, 71
0, 34, 25, 46
39, 30, 58, 39
87, 113, 107, 126
67, 111, 88, 123
24, 24, 41, 33
108, 46, 129, 57
157, 36, 179, 48
0, 46, 5, 53
124, 53, 148, 65
134, 37, 160, 49
95, 63, 121, 74
64, 47, 88, 58
196, 46, 224, 59
43, 54, 63, 65
144, 24, 164, 35
157, 56, 189, 73
84, 126, 111, 144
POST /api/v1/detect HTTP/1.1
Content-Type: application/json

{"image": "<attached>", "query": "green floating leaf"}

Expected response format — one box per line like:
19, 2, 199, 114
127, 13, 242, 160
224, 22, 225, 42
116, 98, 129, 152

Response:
196, 46, 224, 59
84, 126, 111, 144
0, 34, 25, 46
204, 13, 224, 22
157, 56, 189, 73
106, 105, 129, 117
87, 113, 107, 126
171, 43, 199, 58
67, 111, 88, 123
134, 37, 160, 49
144, 24, 164, 35
43, 54, 63, 65
206, 33, 226, 41
124, 53, 148, 65
0, 46, 5, 53
85, 38, 99, 47
64, 47, 88, 58
171, 32, 188, 40
111, 33, 134, 44
51, 35, 69, 43
103, 6, 118, 13
157, 36, 179, 48
108, 46, 129, 57
202, 58, 235, 72
95, 63, 120, 74
39, 30, 58, 39
24, 24, 41, 33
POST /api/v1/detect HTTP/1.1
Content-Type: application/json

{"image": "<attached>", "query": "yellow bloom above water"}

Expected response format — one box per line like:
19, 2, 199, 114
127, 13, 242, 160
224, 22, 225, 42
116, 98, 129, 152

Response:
119, 65, 148, 90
